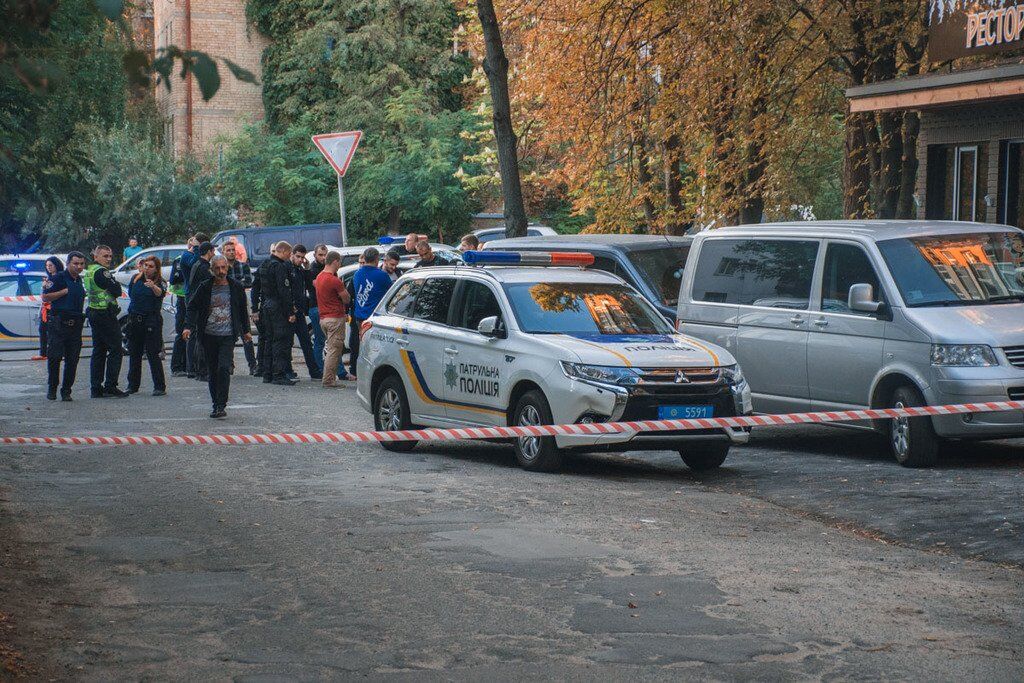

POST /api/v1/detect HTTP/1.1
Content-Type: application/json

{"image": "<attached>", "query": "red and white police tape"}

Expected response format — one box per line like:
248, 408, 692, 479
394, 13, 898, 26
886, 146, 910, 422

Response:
2, 400, 1022, 448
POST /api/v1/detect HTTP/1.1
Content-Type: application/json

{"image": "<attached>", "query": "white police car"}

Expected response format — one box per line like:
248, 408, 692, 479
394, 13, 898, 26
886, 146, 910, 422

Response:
356, 251, 752, 472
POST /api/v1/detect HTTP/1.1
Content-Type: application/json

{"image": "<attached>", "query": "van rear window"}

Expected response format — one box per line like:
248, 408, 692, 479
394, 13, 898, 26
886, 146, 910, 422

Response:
692, 239, 819, 309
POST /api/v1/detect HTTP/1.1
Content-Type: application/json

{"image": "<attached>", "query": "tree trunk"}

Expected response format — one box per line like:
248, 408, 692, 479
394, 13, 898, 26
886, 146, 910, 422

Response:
476, 0, 528, 239
387, 206, 401, 233
662, 133, 687, 235
897, 111, 921, 218
877, 111, 903, 219
633, 130, 658, 227
844, 109, 872, 219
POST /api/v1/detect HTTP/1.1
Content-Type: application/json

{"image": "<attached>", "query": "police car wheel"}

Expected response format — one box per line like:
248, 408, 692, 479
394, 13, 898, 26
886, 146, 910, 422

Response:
374, 375, 418, 452
512, 390, 562, 472
679, 442, 730, 471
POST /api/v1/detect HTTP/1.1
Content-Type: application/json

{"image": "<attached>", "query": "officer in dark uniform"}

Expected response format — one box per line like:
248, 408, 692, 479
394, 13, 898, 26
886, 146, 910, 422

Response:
255, 241, 297, 386
250, 266, 267, 378
83, 244, 128, 398
287, 244, 322, 380
41, 251, 88, 401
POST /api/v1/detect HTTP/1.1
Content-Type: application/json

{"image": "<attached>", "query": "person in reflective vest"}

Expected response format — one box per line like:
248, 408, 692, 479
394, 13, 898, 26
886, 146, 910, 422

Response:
83, 244, 129, 398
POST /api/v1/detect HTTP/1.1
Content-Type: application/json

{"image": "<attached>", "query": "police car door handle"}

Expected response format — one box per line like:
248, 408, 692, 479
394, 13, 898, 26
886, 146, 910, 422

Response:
444, 347, 459, 356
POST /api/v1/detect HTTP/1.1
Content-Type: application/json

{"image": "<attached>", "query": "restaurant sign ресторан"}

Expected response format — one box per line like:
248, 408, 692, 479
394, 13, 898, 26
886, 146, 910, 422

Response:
929, 0, 1024, 61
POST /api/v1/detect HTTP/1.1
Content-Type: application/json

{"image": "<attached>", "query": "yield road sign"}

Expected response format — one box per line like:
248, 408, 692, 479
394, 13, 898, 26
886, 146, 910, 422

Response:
312, 131, 362, 177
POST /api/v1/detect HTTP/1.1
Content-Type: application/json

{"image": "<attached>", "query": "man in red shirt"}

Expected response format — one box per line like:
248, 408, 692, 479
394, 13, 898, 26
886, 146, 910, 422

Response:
313, 251, 352, 388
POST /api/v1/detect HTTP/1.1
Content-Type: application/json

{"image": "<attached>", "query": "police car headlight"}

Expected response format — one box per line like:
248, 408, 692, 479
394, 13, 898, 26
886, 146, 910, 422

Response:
721, 364, 746, 386
560, 361, 640, 386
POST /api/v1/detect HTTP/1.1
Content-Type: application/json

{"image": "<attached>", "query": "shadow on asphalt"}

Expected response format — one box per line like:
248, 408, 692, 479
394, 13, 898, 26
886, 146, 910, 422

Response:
412, 425, 1024, 479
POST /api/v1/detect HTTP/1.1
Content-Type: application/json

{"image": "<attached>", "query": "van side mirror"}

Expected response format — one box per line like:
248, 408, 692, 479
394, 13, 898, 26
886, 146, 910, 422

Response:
477, 315, 505, 339
849, 283, 883, 313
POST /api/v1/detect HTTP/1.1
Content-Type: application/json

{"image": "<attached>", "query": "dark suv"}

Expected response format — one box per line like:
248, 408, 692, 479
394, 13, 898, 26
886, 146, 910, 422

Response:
483, 234, 692, 321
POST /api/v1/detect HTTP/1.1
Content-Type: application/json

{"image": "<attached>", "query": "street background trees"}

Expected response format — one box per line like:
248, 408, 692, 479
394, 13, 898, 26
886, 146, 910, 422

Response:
1, 0, 937, 251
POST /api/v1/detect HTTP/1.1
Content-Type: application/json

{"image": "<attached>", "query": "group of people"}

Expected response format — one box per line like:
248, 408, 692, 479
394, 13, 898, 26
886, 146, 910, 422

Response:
38, 231, 480, 418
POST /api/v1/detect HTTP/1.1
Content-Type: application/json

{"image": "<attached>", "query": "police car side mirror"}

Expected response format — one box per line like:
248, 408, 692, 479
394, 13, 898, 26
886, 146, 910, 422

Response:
478, 316, 505, 339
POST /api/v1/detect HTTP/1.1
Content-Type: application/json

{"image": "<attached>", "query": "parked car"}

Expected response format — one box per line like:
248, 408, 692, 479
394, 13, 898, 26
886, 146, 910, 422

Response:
212, 224, 344, 267
483, 234, 691, 321
676, 220, 1024, 467
111, 244, 187, 287
473, 224, 558, 244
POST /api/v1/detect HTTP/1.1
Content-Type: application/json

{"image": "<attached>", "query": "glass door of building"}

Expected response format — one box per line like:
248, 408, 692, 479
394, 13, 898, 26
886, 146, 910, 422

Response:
952, 145, 978, 222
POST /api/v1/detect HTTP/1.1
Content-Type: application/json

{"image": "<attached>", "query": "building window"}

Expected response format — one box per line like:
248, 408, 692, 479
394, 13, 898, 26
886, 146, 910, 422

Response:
998, 140, 1024, 229
926, 143, 987, 222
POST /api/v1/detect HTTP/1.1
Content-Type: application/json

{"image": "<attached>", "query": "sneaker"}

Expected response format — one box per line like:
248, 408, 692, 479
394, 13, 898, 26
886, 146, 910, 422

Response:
286, 371, 298, 380
46, 389, 57, 401
31, 355, 46, 361
209, 408, 227, 419
152, 389, 167, 396
272, 378, 298, 386
104, 388, 130, 398
60, 392, 72, 402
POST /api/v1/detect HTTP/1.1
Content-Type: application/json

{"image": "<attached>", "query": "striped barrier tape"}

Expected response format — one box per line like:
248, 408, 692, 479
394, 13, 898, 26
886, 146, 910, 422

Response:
1, 400, 1022, 448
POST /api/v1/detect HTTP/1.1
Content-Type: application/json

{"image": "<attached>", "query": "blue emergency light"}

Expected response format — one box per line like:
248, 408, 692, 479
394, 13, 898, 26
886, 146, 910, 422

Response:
378, 236, 403, 245
12, 261, 29, 271
463, 251, 595, 267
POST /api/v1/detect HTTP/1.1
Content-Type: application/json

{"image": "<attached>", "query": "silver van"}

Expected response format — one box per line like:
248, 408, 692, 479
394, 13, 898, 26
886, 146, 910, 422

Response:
677, 220, 1024, 467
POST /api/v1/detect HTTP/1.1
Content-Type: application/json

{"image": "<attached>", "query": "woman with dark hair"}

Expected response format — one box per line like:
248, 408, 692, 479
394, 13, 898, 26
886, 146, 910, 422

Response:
32, 256, 65, 361
126, 255, 167, 395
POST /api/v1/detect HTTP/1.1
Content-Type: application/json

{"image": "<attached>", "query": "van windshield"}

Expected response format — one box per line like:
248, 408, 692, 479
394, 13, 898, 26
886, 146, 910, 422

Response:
877, 232, 1024, 307
627, 246, 689, 306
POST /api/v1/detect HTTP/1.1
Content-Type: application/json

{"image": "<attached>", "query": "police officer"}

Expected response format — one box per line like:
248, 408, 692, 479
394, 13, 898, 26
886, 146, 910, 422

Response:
42, 251, 88, 401
83, 244, 129, 398
288, 244, 322, 380
255, 241, 297, 386
167, 251, 188, 376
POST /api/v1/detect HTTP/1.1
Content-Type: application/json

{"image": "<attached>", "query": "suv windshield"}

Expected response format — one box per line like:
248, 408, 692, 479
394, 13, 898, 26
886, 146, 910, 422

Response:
877, 232, 1024, 307
627, 246, 689, 306
503, 282, 673, 335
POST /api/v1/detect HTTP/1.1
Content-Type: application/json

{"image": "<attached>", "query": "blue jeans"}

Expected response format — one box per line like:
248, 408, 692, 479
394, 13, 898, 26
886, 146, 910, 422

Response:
309, 307, 325, 371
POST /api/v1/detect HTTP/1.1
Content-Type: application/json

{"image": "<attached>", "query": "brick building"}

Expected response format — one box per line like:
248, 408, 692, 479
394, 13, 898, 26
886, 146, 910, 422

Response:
847, 1, 1024, 229
152, 0, 267, 159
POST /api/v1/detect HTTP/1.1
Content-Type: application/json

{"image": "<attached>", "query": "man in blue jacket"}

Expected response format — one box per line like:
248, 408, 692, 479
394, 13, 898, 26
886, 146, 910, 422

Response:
348, 247, 393, 379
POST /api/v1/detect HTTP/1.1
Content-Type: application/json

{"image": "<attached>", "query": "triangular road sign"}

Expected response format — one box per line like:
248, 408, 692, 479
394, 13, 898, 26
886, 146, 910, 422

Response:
312, 131, 362, 177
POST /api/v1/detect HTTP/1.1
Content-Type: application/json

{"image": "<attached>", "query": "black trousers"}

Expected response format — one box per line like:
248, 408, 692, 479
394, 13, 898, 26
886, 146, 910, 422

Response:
170, 295, 186, 372
242, 338, 257, 370
290, 314, 320, 377
87, 307, 123, 392
127, 313, 166, 392
186, 315, 207, 377
255, 314, 268, 375
46, 315, 83, 393
201, 334, 235, 409
263, 302, 293, 381
348, 316, 364, 378
39, 312, 48, 355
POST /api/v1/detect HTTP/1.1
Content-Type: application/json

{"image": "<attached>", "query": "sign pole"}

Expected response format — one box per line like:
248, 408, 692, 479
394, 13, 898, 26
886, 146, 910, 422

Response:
337, 174, 348, 247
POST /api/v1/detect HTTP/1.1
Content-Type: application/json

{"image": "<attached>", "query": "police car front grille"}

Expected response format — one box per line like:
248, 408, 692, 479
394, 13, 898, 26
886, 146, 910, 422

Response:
637, 367, 721, 385
1003, 346, 1024, 368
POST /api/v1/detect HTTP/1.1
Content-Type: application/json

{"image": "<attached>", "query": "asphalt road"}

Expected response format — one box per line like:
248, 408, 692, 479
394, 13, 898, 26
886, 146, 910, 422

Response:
1, 349, 1022, 679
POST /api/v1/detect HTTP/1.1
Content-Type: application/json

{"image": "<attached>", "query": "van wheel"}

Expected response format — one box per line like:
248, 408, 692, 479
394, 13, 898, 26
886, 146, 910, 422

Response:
374, 375, 418, 452
888, 385, 939, 468
511, 390, 562, 472
679, 442, 730, 471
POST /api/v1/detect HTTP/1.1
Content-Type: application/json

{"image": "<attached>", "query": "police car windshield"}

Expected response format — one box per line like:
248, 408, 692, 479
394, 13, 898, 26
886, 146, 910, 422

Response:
503, 282, 673, 335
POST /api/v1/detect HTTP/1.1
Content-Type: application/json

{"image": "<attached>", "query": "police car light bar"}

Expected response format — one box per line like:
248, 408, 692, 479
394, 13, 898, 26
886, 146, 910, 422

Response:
12, 261, 29, 271
463, 251, 595, 267
378, 236, 403, 245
